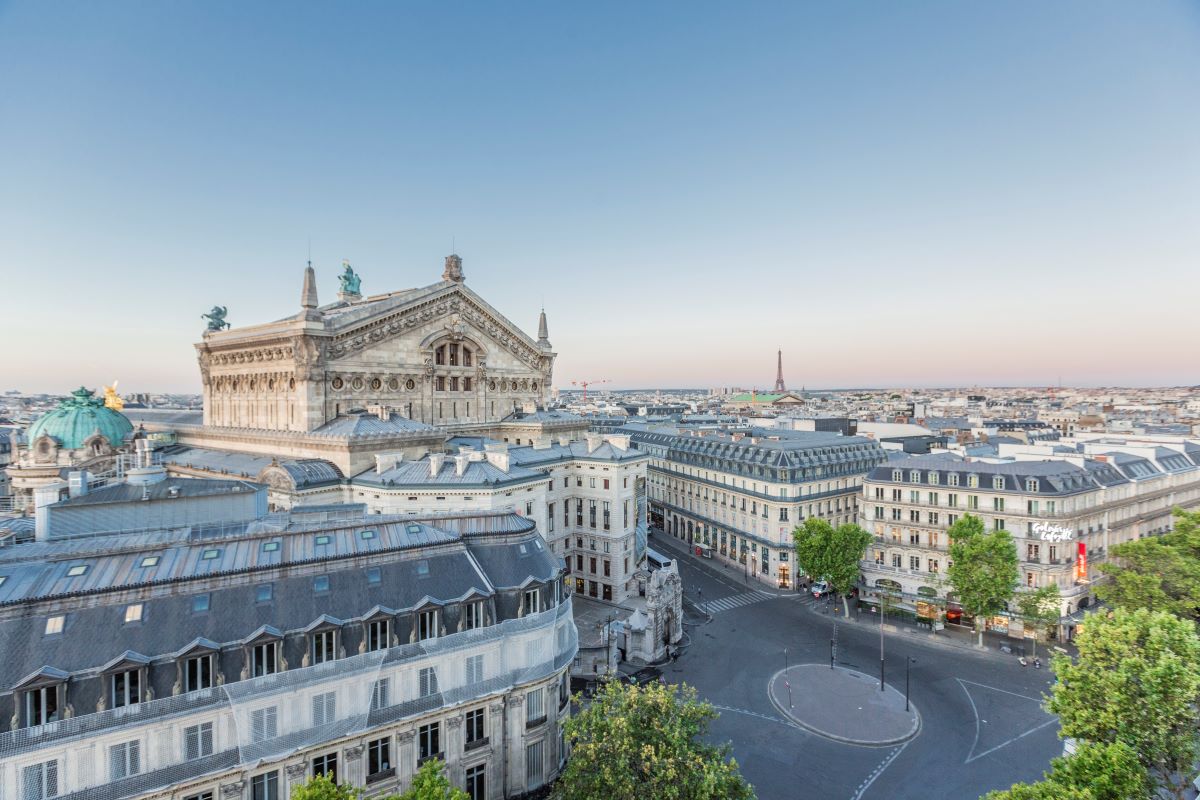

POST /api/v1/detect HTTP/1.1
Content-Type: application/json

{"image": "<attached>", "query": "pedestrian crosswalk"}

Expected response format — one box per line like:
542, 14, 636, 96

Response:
696, 590, 776, 615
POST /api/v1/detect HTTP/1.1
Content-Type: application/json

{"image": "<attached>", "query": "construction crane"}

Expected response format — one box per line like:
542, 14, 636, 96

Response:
571, 379, 610, 403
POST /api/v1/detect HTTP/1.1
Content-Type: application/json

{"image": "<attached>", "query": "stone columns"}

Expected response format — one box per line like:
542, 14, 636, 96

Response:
489, 701, 506, 799
506, 693, 526, 795
342, 743, 366, 786
445, 715, 464, 783
284, 762, 308, 794
397, 729, 416, 789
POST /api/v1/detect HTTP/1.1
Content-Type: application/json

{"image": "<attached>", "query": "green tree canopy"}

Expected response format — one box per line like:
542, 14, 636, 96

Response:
1016, 583, 1061, 658
982, 741, 1148, 800
289, 774, 359, 800
946, 514, 1019, 646
554, 680, 754, 800
1048, 608, 1200, 799
393, 758, 468, 800
792, 518, 872, 617
1096, 508, 1200, 621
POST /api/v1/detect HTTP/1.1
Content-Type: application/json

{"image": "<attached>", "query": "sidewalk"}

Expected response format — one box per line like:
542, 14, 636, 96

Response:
648, 528, 803, 599
806, 598, 1077, 662
650, 528, 1075, 662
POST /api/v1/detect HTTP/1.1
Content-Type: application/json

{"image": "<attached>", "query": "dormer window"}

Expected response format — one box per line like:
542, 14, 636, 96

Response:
251, 641, 278, 677
992, 476, 1004, 490
124, 604, 144, 624
45, 615, 65, 636
928, 473, 939, 485
184, 653, 214, 692
967, 475, 979, 488
417, 608, 439, 642
366, 618, 391, 652
524, 588, 541, 615
22, 684, 61, 728
311, 629, 337, 664
910, 470, 921, 483
462, 600, 484, 631
1026, 479, 1038, 493
949, 474, 960, 487
112, 669, 141, 707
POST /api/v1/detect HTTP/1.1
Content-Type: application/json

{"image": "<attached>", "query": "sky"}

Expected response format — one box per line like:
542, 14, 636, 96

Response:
1, 1, 1198, 394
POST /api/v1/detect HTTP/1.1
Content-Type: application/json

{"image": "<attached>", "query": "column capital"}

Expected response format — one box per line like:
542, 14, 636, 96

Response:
220, 781, 246, 800
398, 729, 416, 744
344, 743, 365, 761
285, 762, 308, 781
447, 715, 463, 729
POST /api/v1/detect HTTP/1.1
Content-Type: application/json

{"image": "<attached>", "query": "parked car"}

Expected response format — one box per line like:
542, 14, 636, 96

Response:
811, 580, 832, 598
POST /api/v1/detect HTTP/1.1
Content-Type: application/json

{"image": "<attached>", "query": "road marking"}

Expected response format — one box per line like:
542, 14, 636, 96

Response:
709, 704, 805, 732
850, 740, 910, 800
966, 718, 1059, 764
697, 590, 775, 614
957, 679, 1044, 703
957, 678, 1057, 764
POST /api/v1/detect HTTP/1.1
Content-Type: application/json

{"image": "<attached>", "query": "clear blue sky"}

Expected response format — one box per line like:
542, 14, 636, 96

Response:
2, 1, 1198, 393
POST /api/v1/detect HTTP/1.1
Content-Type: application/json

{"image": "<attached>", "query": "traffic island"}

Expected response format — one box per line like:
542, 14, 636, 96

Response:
768, 664, 921, 745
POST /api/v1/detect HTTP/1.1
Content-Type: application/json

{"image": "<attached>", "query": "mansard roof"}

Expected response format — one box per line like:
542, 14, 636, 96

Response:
866, 453, 1130, 494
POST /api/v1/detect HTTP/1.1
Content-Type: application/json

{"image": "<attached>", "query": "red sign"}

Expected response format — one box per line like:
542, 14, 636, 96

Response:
1076, 541, 1087, 583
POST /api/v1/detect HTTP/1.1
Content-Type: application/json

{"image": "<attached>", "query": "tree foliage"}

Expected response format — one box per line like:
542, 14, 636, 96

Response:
1016, 583, 1061, 658
289, 774, 360, 800
982, 741, 1148, 800
1048, 608, 1200, 800
288, 759, 466, 800
1096, 508, 1200, 621
554, 679, 755, 800
394, 758, 468, 800
792, 518, 872, 616
946, 514, 1019, 645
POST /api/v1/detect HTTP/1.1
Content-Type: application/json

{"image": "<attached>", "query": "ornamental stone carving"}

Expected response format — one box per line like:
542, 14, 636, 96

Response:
285, 762, 308, 781
344, 743, 365, 761
221, 780, 246, 799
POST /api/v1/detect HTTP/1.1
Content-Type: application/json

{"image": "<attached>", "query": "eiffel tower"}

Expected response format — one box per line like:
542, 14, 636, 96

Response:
774, 349, 786, 392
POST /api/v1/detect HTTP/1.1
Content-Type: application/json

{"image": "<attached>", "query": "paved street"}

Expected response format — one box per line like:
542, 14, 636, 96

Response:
652, 532, 1061, 800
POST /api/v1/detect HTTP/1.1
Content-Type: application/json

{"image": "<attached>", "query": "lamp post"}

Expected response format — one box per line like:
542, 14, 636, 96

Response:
879, 592, 886, 692
905, 657, 916, 712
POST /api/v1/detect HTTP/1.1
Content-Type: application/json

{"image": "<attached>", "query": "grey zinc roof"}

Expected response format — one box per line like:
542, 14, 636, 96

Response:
45, 478, 262, 508
352, 457, 544, 488
159, 446, 344, 487
0, 515, 482, 606
507, 440, 649, 467
312, 411, 438, 438
868, 455, 1130, 494
467, 536, 559, 589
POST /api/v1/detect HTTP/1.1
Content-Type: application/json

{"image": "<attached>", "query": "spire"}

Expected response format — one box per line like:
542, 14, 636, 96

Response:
537, 307, 551, 349
774, 349, 786, 392
442, 254, 465, 283
299, 260, 321, 320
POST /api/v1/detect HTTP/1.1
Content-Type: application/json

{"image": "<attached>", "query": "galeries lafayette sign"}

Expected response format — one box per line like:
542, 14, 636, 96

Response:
1033, 521, 1075, 542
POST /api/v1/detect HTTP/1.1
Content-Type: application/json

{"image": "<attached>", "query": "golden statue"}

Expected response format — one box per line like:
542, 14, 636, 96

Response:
103, 380, 124, 411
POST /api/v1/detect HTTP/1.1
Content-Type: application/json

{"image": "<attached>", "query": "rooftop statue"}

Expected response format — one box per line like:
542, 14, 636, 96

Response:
103, 380, 124, 412
339, 259, 361, 295
202, 305, 230, 332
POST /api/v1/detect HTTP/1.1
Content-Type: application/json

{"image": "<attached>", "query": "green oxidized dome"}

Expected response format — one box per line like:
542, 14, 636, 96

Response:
27, 387, 133, 451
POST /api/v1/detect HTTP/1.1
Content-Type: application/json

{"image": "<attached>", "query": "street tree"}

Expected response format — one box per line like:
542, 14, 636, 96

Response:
393, 758, 468, 800
290, 774, 360, 800
1015, 583, 1061, 659
946, 514, 1019, 646
983, 741, 1148, 800
792, 518, 872, 617
1048, 608, 1200, 800
554, 679, 755, 800
1096, 508, 1200, 622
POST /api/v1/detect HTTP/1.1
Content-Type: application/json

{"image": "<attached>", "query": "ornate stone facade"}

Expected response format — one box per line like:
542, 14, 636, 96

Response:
196, 256, 555, 433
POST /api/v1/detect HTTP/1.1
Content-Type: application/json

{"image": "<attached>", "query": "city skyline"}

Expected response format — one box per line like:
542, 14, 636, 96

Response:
2, 2, 1199, 392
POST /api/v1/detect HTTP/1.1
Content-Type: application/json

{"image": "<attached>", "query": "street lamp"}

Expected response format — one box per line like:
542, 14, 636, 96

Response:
879, 592, 886, 692
905, 657, 916, 712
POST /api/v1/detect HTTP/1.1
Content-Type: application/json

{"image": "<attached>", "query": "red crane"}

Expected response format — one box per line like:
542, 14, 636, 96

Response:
571, 379, 610, 403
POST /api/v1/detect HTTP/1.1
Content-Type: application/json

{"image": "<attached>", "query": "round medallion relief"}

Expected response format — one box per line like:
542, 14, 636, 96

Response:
332, 377, 344, 390
531, 382, 538, 391
289, 378, 296, 390
405, 379, 416, 391
489, 381, 497, 391
371, 378, 382, 391
351, 377, 364, 391
388, 378, 400, 391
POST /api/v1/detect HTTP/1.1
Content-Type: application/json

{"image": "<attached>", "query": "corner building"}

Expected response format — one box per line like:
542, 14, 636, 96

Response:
625, 426, 886, 588
0, 510, 576, 800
